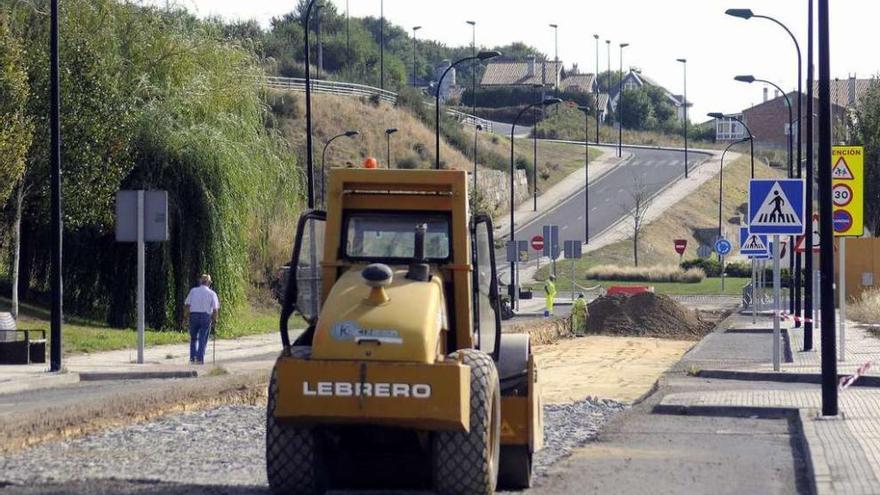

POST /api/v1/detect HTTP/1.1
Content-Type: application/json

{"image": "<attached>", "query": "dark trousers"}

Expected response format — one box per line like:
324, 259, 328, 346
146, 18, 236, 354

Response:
189, 313, 212, 363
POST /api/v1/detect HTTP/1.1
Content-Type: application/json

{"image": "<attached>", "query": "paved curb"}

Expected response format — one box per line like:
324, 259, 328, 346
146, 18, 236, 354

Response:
695, 369, 880, 388
0, 372, 80, 396
79, 371, 198, 381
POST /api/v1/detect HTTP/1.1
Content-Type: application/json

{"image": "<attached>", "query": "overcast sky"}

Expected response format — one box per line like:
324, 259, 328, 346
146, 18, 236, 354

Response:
148, 0, 877, 120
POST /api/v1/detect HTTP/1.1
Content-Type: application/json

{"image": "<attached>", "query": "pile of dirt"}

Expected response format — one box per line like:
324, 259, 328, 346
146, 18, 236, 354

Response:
586, 292, 713, 340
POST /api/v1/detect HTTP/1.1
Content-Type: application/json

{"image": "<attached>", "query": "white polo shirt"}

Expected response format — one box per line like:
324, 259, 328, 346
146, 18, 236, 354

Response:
185, 284, 220, 314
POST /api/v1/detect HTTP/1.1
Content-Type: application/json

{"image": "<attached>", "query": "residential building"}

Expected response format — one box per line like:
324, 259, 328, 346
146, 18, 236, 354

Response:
480, 55, 563, 89
608, 69, 689, 121
716, 88, 847, 148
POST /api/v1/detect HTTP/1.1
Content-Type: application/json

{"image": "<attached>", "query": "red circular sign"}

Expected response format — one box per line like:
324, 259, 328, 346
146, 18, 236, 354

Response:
531, 235, 545, 251
674, 239, 688, 255
832, 184, 853, 207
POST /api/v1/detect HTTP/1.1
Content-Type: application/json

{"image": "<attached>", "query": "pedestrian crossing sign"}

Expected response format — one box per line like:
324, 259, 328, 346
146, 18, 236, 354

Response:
748, 179, 805, 235
739, 226, 769, 256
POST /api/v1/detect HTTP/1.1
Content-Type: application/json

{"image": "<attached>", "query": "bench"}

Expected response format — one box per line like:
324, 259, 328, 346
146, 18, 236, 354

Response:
0, 312, 47, 365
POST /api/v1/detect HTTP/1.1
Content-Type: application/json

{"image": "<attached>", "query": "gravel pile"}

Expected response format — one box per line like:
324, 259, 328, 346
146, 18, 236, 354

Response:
533, 397, 626, 475
0, 398, 625, 492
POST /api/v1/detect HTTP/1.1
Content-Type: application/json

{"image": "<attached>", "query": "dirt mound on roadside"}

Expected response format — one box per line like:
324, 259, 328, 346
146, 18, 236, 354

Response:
586, 292, 713, 340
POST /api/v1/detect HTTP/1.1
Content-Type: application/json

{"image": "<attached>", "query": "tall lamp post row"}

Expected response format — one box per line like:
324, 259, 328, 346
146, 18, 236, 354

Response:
677, 58, 689, 178
435, 51, 501, 170
508, 98, 563, 301
727, 7, 805, 328
320, 131, 359, 207
617, 43, 629, 158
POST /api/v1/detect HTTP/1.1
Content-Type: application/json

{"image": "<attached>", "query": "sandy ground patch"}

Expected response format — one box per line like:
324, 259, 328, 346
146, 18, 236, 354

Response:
535, 335, 693, 404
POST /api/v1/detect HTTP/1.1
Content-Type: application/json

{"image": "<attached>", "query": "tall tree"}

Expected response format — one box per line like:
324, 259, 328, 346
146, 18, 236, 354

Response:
851, 80, 880, 235
0, 14, 33, 318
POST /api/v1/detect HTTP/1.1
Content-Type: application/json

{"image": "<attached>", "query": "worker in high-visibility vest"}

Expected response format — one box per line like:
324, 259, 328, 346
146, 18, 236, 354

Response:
571, 293, 588, 336
543, 275, 557, 317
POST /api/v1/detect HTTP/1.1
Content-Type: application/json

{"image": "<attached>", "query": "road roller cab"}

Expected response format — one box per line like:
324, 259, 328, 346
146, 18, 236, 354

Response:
269, 168, 542, 495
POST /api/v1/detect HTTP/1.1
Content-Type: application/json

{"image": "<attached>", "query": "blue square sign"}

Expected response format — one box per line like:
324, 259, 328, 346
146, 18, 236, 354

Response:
739, 226, 769, 256
748, 179, 806, 235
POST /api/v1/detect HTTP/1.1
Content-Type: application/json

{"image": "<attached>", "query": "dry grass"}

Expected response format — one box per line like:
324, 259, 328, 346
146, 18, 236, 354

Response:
849, 289, 880, 325
589, 155, 786, 267
585, 264, 705, 283
270, 90, 475, 172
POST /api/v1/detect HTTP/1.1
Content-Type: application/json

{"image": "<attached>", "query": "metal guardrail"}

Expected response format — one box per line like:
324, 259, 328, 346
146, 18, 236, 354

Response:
266, 76, 398, 104
265, 76, 492, 132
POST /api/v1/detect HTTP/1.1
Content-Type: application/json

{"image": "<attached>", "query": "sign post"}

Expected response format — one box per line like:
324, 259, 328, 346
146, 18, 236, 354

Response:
674, 239, 687, 263
832, 145, 864, 362
749, 179, 806, 371
563, 241, 583, 300
531, 235, 544, 273
116, 191, 168, 364
714, 238, 732, 292
543, 225, 559, 278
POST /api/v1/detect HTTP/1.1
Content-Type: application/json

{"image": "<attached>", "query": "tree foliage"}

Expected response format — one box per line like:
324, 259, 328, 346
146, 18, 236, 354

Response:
851, 79, 880, 235
6, 0, 301, 329
0, 13, 32, 205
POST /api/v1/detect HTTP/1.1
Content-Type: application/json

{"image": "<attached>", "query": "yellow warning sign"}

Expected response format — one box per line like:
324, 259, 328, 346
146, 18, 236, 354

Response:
832, 146, 864, 237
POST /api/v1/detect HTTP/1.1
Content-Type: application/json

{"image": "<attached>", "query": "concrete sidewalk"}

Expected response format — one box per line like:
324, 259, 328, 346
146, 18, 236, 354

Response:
0, 332, 286, 396
662, 312, 880, 494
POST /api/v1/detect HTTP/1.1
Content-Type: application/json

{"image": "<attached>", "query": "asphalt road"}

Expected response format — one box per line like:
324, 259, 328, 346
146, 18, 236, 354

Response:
512, 144, 707, 248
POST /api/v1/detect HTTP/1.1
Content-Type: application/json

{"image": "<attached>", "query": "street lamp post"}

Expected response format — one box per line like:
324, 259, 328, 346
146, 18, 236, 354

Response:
618, 43, 629, 158
709, 112, 755, 178
734, 76, 793, 176
578, 106, 592, 244
677, 58, 689, 178
303, 0, 320, 209
727, 7, 804, 328
719, 136, 752, 291
549, 24, 559, 98
315, 4, 322, 79
435, 51, 501, 170
594, 34, 601, 145
380, 0, 384, 90
385, 128, 398, 167
49, 0, 62, 372
531, 83, 542, 212
509, 97, 563, 302
467, 21, 478, 202
804, 0, 816, 351
473, 124, 483, 205
321, 131, 360, 206
719, 137, 752, 236
411, 26, 422, 87
735, 75, 797, 319
817, 0, 837, 417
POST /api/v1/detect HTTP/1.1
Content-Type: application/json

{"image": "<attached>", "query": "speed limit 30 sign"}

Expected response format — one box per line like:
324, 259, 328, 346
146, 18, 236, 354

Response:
832, 183, 853, 207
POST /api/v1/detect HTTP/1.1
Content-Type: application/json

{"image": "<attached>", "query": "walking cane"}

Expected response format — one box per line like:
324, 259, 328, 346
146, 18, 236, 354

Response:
212, 321, 217, 365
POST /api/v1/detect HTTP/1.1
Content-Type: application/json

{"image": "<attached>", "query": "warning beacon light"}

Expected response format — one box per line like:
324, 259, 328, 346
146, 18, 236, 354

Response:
363, 157, 378, 169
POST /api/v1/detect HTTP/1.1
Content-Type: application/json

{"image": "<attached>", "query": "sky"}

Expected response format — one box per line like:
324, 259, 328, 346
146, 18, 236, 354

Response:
147, 0, 878, 121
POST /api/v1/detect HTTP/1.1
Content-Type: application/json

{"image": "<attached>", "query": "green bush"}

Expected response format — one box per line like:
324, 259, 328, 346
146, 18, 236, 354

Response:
681, 258, 723, 277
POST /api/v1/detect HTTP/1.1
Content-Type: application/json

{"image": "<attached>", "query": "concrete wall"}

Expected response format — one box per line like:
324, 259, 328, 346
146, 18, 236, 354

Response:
834, 237, 880, 301
473, 168, 529, 214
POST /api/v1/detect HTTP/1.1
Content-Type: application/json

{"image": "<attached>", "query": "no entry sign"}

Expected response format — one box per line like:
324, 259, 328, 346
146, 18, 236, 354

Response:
531, 235, 545, 251
674, 239, 687, 256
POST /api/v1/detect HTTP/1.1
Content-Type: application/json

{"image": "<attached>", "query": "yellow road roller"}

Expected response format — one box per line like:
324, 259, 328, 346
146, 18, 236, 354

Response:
268, 168, 542, 494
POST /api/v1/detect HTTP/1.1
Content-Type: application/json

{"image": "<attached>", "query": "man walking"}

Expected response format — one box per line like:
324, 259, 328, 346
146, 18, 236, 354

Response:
184, 274, 220, 364
544, 275, 557, 318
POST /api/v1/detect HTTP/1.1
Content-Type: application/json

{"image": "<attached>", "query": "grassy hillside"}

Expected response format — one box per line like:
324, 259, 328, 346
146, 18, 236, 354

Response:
267, 90, 601, 215
268, 90, 475, 172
